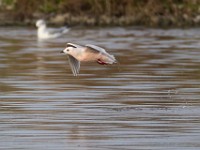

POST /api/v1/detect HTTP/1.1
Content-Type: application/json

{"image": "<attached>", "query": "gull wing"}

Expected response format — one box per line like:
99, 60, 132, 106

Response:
48, 28, 63, 34
60, 27, 69, 34
67, 55, 80, 76
86, 44, 117, 63
67, 43, 83, 48
47, 27, 68, 34
85, 44, 107, 54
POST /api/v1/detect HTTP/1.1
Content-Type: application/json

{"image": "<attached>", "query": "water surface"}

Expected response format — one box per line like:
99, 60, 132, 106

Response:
0, 27, 200, 150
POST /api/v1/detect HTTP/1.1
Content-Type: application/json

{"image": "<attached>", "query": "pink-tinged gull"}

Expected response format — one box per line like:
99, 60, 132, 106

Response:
61, 43, 117, 76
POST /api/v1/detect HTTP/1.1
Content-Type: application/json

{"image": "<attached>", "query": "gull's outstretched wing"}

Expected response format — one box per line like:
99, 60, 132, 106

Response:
85, 44, 116, 63
85, 44, 107, 54
67, 55, 80, 76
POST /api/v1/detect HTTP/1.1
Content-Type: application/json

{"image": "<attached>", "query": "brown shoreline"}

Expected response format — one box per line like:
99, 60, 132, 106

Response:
0, 14, 200, 28
0, 0, 200, 27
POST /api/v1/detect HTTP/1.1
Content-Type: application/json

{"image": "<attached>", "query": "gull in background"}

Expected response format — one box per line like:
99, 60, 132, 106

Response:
61, 43, 117, 76
36, 19, 69, 39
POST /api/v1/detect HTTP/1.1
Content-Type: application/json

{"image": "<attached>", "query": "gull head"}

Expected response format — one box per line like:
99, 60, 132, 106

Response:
60, 47, 75, 55
36, 19, 46, 28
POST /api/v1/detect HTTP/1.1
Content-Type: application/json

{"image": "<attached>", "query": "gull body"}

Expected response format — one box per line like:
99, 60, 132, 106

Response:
61, 43, 117, 76
36, 19, 69, 39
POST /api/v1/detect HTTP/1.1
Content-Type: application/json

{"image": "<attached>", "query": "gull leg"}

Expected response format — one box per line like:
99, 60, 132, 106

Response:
97, 59, 108, 65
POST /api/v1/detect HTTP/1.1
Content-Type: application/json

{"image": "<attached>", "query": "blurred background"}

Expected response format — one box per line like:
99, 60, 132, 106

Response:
0, 0, 200, 27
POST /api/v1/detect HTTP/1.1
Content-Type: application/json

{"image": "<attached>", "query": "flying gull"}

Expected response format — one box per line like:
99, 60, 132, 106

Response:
61, 43, 117, 76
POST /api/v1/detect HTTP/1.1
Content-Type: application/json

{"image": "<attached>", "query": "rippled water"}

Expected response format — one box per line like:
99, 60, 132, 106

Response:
0, 27, 200, 150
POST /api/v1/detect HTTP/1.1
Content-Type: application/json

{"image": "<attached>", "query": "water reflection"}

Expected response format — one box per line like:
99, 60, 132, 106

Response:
0, 27, 200, 150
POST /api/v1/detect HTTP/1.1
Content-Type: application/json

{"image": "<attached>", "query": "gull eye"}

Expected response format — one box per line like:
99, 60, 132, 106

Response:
67, 49, 69, 52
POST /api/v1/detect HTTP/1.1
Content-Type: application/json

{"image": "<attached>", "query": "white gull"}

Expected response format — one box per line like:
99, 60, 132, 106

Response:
61, 43, 117, 76
36, 19, 69, 39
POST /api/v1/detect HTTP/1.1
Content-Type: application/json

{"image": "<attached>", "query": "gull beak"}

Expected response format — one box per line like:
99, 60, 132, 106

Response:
60, 50, 64, 53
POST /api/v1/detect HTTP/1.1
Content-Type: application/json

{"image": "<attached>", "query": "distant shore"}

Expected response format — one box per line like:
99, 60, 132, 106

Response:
0, 0, 199, 27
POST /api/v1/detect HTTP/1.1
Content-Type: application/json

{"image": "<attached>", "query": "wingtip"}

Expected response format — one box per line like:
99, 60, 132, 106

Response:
73, 74, 78, 77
